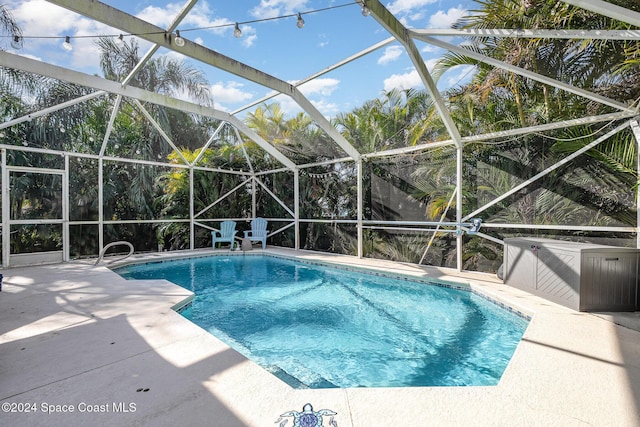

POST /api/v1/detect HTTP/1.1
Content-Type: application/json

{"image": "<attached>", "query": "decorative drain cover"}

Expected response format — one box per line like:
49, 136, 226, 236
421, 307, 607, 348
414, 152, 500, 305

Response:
277, 403, 337, 427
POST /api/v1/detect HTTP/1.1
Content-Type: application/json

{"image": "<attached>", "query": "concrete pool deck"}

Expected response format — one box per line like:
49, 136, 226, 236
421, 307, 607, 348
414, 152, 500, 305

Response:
1, 248, 639, 426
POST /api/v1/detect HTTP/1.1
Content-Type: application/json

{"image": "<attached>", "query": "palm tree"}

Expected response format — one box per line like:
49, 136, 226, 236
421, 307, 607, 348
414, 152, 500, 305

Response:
95, 37, 216, 250
0, 5, 51, 99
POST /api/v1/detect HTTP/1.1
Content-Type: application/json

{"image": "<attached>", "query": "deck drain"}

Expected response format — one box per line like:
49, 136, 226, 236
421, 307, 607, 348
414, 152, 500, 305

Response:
136, 388, 150, 392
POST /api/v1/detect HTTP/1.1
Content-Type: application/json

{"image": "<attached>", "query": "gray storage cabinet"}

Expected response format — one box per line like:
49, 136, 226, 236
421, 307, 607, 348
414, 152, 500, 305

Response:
504, 238, 639, 312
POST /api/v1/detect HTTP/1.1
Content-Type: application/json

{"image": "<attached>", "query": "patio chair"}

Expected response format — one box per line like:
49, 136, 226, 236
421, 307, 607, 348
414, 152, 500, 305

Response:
212, 220, 237, 250
243, 217, 268, 249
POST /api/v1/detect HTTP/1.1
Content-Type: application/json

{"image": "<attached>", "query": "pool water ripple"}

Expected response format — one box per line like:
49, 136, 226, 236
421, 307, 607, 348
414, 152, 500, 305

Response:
115, 255, 528, 388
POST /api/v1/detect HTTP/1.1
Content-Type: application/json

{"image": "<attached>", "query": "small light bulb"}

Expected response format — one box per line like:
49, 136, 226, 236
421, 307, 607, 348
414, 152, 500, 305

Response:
174, 30, 185, 47
11, 35, 21, 50
115, 34, 124, 46
62, 36, 73, 51
233, 23, 242, 38
361, 1, 371, 17
59, 126, 66, 133
296, 13, 305, 29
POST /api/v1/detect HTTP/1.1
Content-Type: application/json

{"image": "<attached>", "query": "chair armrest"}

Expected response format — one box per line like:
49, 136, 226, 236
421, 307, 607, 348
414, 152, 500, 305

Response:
243, 231, 250, 238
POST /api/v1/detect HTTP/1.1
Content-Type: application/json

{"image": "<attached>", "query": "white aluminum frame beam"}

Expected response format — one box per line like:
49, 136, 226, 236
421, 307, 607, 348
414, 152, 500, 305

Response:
194, 179, 248, 218
121, 0, 198, 88
463, 120, 631, 221
630, 119, 640, 248
96, 0, 199, 158
46, 0, 361, 161
192, 122, 225, 166
362, 113, 636, 159
561, 0, 640, 28
99, 95, 123, 157
133, 100, 190, 165
0, 92, 106, 130
365, 0, 463, 149
255, 177, 295, 218
233, 37, 396, 114
0, 51, 296, 170
365, 0, 466, 269
414, 35, 634, 113
411, 28, 640, 40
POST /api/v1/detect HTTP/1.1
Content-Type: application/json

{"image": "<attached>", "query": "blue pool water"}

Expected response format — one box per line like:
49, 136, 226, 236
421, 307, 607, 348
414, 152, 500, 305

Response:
115, 255, 528, 388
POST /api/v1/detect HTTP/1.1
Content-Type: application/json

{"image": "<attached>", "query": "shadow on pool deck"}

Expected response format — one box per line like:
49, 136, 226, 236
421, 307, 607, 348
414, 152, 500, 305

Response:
0, 264, 252, 427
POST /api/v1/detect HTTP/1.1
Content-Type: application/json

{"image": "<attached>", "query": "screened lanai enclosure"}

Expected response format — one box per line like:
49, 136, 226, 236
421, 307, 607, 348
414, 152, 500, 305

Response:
1, 0, 640, 272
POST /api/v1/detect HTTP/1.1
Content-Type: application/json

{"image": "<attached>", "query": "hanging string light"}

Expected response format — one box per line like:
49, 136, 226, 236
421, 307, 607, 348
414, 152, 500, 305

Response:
11, 35, 22, 49
233, 22, 242, 38
174, 30, 185, 47
4, 2, 360, 48
62, 35, 73, 51
359, 0, 371, 16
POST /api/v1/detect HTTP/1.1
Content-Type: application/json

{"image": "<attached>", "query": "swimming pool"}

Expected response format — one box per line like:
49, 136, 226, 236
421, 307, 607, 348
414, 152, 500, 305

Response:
115, 254, 528, 388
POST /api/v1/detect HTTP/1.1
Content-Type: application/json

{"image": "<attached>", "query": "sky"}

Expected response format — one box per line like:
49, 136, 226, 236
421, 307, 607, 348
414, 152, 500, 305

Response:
3, 0, 477, 118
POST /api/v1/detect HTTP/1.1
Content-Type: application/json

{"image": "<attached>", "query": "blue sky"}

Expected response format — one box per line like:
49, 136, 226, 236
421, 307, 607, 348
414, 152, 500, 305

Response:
5, 0, 476, 117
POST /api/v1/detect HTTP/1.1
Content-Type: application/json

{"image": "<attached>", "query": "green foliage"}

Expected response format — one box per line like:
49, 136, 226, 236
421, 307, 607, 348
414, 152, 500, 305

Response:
2, 1, 640, 272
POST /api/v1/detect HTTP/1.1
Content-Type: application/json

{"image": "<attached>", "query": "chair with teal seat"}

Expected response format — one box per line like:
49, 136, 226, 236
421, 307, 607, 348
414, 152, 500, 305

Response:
212, 220, 237, 250
243, 217, 268, 249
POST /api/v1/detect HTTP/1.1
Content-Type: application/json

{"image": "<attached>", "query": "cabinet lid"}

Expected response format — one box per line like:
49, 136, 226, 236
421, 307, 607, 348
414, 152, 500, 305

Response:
504, 237, 640, 253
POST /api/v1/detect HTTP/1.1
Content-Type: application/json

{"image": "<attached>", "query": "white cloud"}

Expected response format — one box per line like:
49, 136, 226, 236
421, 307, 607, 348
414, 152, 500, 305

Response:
274, 94, 340, 119
12, 0, 77, 38
297, 78, 340, 97
261, 77, 341, 117
382, 59, 437, 91
317, 33, 329, 49
137, 2, 234, 37
211, 81, 254, 106
378, 46, 404, 65
421, 44, 441, 54
309, 99, 340, 117
241, 30, 258, 48
386, 0, 437, 15
250, 0, 309, 19
383, 70, 422, 92
428, 7, 467, 29
10, 0, 121, 69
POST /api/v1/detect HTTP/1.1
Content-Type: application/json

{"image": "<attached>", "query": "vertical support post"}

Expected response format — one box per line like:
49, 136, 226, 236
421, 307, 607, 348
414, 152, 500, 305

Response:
98, 157, 104, 253
294, 169, 300, 250
252, 175, 257, 218
63, 154, 70, 262
189, 166, 194, 250
456, 143, 464, 271
630, 119, 640, 248
2, 149, 9, 267
357, 159, 363, 258
631, 119, 640, 310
